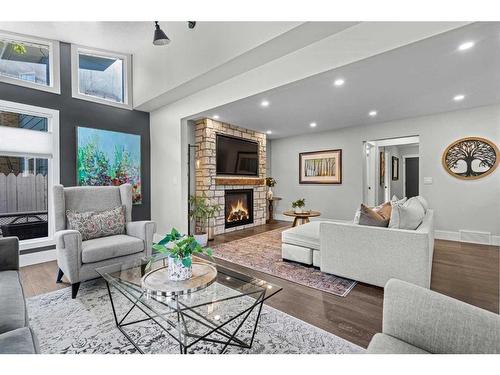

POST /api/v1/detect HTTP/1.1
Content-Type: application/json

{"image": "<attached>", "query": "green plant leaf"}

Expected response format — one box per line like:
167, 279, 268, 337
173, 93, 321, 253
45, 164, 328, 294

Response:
182, 256, 192, 268
152, 243, 167, 253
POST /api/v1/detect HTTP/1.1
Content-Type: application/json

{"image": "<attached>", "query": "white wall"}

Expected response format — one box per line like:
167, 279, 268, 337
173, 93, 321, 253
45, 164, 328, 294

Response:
271, 105, 500, 236
149, 23, 469, 236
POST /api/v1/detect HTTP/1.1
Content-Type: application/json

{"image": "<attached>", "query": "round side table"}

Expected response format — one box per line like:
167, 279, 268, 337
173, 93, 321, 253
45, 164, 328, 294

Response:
282, 210, 321, 227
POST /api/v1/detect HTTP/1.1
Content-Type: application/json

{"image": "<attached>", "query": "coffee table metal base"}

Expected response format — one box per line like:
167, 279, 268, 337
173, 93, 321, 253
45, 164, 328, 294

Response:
104, 281, 266, 354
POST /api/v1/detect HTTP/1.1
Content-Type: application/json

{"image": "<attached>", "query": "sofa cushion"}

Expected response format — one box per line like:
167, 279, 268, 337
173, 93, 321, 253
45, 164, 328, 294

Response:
0, 327, 39, 354
66, 205, 126, 241
81, 234, 144, 264
0, 271, 27, 334
367, 333, 429, 354
282, 243, 313, 264
282, 221, 321, 250
359, 204, 389, 227
389, 197, 425, 230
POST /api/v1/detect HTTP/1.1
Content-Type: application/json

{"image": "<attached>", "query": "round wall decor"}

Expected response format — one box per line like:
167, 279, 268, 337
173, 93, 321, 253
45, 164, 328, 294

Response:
442, 137, 499, 180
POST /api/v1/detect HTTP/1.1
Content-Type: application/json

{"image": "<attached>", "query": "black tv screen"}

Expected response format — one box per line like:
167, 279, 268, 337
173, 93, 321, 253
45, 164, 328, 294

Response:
216, 134, 259, 176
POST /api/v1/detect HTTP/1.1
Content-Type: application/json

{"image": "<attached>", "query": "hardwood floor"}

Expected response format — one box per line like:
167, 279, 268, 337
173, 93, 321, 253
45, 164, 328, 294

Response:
19, 220, 499, 349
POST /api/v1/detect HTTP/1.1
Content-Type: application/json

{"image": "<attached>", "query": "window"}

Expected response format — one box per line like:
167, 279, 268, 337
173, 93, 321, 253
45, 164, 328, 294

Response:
0, 99, 59, 249
71, 45, 132, 109
0, 31, 60, 94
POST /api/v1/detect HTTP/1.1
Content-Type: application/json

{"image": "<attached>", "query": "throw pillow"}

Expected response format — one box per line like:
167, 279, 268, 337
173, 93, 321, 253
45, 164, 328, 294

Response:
415, 196, 429, 213
358, 204, 390, 227
354, 201, 392, 224
66, 205, 126, 241
389, 197, 425, 230
391, 195, 408, 206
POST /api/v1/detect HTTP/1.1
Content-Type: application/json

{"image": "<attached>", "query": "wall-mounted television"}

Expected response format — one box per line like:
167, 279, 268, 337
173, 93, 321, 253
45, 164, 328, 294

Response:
216, 134, 259, 176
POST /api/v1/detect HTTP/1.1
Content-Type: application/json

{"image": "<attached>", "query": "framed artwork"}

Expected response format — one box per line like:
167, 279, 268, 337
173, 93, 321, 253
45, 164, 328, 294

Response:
299, 149, 342, 184
379, 151, 385, 186
77, 126, 142, 204
442, 137, 499, 180
391, 156, 399, 181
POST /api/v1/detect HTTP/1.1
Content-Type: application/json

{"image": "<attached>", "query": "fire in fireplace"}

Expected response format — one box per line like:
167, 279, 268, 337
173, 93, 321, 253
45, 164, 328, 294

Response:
225, 189, 254, 229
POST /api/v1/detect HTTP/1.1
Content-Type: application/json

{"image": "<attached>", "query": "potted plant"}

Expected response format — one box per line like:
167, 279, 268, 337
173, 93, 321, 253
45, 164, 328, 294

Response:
152, 228, 213, 281
266, 177, 277, 200
189, 195, 221, 246
292, 198, 306, 214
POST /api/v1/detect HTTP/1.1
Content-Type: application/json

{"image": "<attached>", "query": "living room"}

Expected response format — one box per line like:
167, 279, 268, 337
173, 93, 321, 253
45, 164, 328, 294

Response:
1, 1, 500, 373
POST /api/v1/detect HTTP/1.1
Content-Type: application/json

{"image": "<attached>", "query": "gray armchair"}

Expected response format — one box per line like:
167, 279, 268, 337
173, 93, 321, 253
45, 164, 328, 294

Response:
367, 279, 500, 354
53, 184, 156, 298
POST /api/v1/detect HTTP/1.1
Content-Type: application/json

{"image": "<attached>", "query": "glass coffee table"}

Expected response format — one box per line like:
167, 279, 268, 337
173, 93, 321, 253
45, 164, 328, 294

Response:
96, 255, 282, 354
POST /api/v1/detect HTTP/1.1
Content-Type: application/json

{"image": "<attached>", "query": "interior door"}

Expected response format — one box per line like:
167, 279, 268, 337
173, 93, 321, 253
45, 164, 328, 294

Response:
405, 157, 419, 198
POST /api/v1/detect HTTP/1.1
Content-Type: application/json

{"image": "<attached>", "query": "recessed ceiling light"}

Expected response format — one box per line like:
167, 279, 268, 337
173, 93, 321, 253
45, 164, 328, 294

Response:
458, 41, 475, 51
453, 94, 465, 101
369, 110, 377, 117
213, 115, 219, 119
266, 130, 272, 135
261, 100, 270, 107
333, 78, 345, 87
309, 122, 317, 128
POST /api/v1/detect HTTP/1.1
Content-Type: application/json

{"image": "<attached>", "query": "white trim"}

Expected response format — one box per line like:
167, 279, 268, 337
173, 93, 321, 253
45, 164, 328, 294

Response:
402, 153, 419, 197
20, 248, 56, 267
0, 99, 60, 250
435, 230, 500, 247
0, 30, 60, 94
71, 44, 133, 110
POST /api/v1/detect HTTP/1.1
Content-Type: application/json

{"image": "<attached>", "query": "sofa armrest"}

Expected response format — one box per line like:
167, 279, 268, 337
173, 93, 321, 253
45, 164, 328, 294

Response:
0, 237, 19, 271
54, 230, 82, 284
383, 279, 500, 354
320, 222, 433, 288
126, 221, 156, 257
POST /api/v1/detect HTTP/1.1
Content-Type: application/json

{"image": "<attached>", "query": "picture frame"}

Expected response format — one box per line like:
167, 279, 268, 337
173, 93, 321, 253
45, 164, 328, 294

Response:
379, 151, 385, 186
391, 156, 399, 181
299, 149, 342, 184
76, 126, 142, 204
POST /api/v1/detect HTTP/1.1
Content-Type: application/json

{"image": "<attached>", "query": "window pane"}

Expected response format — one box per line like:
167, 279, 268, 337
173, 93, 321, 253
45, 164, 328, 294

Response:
0, 155, 48, 240
78, 53, 124, 103
0, 38, 50, 86
0, 110, 48, 132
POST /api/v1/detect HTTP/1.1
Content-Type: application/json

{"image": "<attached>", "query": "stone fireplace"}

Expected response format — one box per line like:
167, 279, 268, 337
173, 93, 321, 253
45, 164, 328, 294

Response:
225, 189, 254, 229
194, 118, 267, 235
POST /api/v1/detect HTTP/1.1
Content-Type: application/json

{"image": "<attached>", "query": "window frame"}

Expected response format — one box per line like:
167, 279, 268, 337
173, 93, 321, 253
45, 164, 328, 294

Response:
0, 99, 60, 251
71, 45, 133, 110
0, 30, 61, 94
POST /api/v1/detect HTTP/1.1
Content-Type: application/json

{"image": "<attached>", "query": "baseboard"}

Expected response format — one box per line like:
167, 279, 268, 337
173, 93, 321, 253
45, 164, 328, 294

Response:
20, 249, 57, 267
435, 230, 500, 247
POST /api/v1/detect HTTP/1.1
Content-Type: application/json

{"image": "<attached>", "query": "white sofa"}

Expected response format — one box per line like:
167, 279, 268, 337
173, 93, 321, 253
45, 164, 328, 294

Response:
281, 210, 434, 288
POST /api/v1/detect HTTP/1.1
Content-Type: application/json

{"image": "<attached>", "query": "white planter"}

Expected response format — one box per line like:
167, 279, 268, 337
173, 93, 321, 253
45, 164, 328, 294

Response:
267, 188, 274, 199
294, 208, 303, 214
167, 256, 193, 281
194, 233, 208, 247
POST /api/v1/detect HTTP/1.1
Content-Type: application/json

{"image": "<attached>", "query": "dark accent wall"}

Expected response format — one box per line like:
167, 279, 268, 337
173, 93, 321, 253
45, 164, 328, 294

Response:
0, 42, 151, 221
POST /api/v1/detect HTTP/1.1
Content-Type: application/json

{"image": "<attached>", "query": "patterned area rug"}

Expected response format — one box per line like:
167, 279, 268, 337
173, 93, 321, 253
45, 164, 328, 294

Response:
212, 228, 357, 297
26, 280, 364, 354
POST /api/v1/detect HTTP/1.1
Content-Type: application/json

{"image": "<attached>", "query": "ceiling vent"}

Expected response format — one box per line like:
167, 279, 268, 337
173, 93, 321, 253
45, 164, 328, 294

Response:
459, 230, 491, 245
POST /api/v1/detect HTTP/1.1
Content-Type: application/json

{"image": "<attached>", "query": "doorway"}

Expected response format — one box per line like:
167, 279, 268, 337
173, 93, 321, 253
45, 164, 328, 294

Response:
363, 136, 419, 205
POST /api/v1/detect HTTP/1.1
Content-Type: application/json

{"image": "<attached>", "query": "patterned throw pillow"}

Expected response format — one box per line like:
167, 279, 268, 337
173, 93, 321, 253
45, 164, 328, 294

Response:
66, 206, 126, 241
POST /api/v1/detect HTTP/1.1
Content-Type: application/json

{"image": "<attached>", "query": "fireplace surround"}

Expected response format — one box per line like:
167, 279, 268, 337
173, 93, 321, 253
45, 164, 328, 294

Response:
225, 189, 254, 229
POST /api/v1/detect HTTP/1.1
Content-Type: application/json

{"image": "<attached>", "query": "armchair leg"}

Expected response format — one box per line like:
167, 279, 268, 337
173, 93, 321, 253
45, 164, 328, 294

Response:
71, 282, 81, 299
56, 268, 64, 283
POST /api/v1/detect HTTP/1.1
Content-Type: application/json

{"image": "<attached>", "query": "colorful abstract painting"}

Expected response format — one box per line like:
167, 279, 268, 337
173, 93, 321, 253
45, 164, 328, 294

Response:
77, 126, 141, 204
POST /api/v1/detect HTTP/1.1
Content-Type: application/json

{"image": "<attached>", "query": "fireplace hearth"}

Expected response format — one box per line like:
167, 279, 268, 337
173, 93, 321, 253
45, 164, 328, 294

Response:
225, 189, 254, 229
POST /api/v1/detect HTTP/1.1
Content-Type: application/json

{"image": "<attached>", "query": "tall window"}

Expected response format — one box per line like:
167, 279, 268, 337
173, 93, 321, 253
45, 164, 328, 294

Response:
71, 45, 132, 109
0, 31, 60, 94
0, 100, 59, 247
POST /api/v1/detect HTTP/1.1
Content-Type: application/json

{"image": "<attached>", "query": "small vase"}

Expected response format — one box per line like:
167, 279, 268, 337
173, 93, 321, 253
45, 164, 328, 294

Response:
294, 208, 303, 214
168, 256, 193, 281
267, 188, 274, 200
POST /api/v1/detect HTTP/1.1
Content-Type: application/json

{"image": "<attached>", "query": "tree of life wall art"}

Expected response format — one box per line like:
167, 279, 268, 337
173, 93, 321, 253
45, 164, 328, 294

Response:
442, 137, 498, 180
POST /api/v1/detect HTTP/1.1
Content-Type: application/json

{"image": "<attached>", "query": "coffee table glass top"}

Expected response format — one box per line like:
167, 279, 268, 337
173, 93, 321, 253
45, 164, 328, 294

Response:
96, 254, 282, 352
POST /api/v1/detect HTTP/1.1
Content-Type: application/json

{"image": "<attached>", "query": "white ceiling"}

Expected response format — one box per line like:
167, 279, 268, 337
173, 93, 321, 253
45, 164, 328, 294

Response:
191, 22, 500, 139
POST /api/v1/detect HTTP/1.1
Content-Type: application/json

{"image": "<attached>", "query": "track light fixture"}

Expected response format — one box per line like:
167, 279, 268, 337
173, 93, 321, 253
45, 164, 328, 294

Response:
153, 21, 170, 46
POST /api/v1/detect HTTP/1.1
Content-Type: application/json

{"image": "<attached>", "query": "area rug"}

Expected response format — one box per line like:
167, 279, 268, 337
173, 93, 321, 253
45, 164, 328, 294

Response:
212, 228, 357, 297
26, 280, 364, 354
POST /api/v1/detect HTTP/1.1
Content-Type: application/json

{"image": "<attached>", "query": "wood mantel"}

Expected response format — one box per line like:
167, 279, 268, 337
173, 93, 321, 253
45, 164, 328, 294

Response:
215, 177, 265, 186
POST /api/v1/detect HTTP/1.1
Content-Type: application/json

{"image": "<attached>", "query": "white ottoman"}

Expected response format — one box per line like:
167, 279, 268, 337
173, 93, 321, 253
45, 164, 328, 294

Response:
282, 221, 322, 266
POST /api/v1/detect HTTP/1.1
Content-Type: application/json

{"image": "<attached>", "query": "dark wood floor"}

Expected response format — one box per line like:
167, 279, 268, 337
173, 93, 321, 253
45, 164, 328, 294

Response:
19, 221, 499, 349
